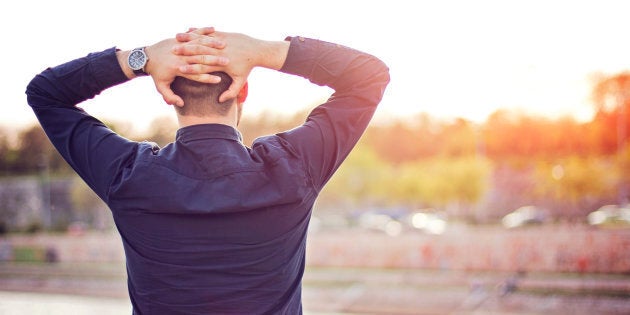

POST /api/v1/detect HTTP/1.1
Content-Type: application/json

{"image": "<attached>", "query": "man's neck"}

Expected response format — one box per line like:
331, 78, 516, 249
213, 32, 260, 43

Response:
177, 115, 237, 129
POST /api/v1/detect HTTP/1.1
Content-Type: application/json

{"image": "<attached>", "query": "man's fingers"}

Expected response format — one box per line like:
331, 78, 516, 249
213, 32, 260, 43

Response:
176, 32, 223, 44
177, 27, 217, 42
173, 40, 226, 56
188, 27, 215, 35
181, 54, 229, 66
219, 77, 248, 103
178, 53, 229, 74
219, 89, 238, 103
156, 82, 184, 107
197, 36, 226, 49
179, 63, 225, 75
219, 81, 244, 103
176, 32, 196, 43
173, 43, 224, 57
176, 32, 212, 43
180, 73, 223, 84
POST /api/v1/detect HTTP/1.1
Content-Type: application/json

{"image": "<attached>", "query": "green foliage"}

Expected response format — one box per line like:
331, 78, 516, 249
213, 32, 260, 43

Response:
390, 155, 491, 208
12, 246, 45, 262
320, 144, 392, 209
322, 145, 491, 214
534, 155, 624, 218
536, 157, 617, 202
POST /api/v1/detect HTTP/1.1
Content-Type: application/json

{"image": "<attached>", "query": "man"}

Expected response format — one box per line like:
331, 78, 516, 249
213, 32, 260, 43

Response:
26, 27, 389, 314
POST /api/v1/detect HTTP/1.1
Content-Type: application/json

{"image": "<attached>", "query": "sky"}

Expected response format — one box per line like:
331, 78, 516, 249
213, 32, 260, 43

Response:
3, 0, 630, 135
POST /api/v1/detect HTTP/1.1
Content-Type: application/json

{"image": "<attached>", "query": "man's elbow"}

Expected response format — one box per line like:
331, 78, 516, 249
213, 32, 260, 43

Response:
372, 60, 391, 100
372, 57, 391, 89
25, 72, 55, 109
25, 74, 43, 102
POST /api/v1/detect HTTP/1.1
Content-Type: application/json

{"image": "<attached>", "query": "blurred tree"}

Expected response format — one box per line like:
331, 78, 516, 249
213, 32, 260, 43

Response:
13, 125, 49, 173
70, 176, 111, 230
0, 128, 10, 176
364, 113, 444, 164
592, 72, 630, 203
535, 156, 619, 219
365, 120, 429, 164
319, 144, 392, 211
591, 72, 630, 155
438, 118, 479, 157
392, 156, 491, 215
553, 117, 592, 156
484, 110, 556, 159
13, 125, 69, 175
321, 144, 491, 216
483, 110, 591, 160
618, 144, 630, 205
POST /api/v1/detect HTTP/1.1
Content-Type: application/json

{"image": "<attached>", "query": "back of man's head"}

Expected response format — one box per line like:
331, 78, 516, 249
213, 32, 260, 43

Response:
171, 72, 233, 117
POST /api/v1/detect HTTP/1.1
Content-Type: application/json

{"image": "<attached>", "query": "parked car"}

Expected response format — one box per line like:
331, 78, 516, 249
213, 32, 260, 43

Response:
406, 209, 447, 235
501, 206, 548, 229
587, 205, 630, 227
357, 211, 403, 236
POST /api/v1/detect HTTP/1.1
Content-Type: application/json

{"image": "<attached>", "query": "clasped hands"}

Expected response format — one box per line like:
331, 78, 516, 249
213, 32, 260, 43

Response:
147, 27, 250, 107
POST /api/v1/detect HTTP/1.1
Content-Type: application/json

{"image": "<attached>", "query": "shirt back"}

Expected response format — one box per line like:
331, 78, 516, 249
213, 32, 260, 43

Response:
108, 124, 316, 314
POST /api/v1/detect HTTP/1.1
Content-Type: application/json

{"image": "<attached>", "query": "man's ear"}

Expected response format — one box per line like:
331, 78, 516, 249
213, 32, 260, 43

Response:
237, 82, 248, 104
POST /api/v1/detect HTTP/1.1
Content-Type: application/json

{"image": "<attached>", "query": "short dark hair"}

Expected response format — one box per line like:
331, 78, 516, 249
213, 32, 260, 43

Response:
171, 72, 234, 116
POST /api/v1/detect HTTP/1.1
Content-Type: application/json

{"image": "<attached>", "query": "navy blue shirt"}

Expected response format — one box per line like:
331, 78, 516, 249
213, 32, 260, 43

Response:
26, 36, 389, 314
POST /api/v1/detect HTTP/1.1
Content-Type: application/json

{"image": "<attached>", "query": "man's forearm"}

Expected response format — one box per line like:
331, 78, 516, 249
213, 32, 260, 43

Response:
255, 40, 290, 71
27, 48, 129, 109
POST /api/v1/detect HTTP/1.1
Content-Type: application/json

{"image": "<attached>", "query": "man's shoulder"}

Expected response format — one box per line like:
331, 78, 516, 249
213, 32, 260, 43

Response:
251, 134, 300, 161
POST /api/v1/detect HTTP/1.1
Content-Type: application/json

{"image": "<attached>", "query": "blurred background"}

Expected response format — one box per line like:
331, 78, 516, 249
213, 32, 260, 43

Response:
2, 0, 630, 314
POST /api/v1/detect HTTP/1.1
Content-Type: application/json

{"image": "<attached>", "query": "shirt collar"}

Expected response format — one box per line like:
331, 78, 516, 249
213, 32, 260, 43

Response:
175, 124, 243, 143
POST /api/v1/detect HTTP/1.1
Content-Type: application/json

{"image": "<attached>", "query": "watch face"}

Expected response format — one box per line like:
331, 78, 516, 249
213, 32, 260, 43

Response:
128, 50, 147, 70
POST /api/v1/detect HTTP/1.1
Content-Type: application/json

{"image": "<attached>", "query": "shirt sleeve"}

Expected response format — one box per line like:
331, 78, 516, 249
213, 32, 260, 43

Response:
25, 47, 138, 202
275, 36, 390, 190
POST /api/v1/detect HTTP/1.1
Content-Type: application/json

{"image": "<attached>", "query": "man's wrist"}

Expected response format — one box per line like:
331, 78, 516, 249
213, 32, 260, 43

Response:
261, 40, 290, 70
116, 50, 137, 79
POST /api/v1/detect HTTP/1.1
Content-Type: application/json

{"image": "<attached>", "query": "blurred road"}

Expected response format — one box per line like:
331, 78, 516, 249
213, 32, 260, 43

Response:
0, 291, 130, 315
1, 263, 630, 314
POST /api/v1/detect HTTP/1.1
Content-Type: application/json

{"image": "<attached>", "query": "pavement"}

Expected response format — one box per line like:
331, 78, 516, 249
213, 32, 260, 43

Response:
2, 263, 630, 314
0, 291, 347, 315
0, 291, 130, 315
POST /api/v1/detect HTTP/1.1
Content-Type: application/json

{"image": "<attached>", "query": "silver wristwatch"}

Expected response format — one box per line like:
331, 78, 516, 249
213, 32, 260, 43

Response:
127, 47, 149, 76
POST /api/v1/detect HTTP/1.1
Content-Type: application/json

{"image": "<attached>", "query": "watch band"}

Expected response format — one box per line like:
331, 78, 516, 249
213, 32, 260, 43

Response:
133, 68, 148, 76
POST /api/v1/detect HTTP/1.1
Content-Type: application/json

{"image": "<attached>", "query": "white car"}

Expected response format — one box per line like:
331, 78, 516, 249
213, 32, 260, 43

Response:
502, 206, 548, 229
408, 210, 447, 235
587, 205, 630, 226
